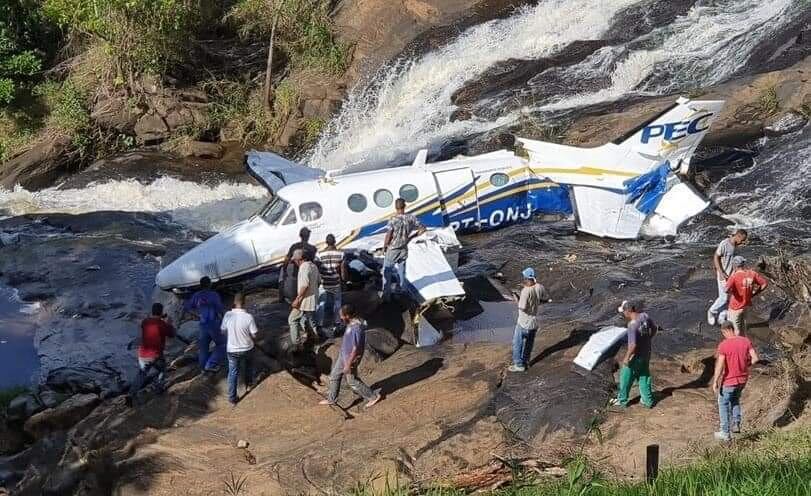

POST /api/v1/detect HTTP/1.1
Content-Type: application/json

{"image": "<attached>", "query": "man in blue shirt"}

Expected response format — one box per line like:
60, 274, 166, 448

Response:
318, 304, 381, 408
183, 276, 225, 373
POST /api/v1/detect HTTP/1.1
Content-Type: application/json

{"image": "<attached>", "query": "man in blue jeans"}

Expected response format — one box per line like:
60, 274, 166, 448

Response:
183, 276, 225, 373
509, 268, 550, 372
712, 321, 759, 441
221, 292, 259, 405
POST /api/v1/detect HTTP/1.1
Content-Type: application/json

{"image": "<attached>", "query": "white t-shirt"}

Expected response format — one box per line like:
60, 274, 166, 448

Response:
716, 238, 736, 277
297, 261, 320, 311
221, 308, 259, 352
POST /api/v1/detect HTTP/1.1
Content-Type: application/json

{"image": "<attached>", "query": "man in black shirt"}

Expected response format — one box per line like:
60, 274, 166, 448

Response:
279, 227, 317, 302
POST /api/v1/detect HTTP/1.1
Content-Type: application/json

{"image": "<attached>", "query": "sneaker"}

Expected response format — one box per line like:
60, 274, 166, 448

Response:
732, 425, 741, 434
707, 310, 717, 326
714, 431, 731, 442
508, 364, 526, 373
318, 399, 336, 406
229, 399, 238, 407
365, 394, 382, 409
608, 398, 627, 408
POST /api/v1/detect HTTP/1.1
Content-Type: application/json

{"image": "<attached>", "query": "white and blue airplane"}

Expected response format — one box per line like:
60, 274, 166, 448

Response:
156, 97, 724, 291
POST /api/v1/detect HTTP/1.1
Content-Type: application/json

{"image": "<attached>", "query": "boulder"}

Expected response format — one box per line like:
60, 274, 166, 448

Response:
23, 394, 100, 439
134, 112, 169, 144
45, 366, 127, 398
169, 140, 224, 159
5, 393, 44, 422
301, 99, 324, 119
0, 134, 73, 190
365, 327, 401, 357
764, 111, 808, 137
37, 389, 69, 410
90, 97, 143, 133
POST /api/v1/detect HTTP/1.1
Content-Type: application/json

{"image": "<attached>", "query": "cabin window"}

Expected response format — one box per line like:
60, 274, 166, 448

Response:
347, 193, 367, 213
490, 172, 509, 187
399, 184, 419, 202
374, 189, 393, 208
282, 209, 297, 225
299, 202, 323, 222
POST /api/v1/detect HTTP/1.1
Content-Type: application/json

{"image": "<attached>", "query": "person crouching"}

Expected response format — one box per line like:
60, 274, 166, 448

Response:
319, 304, 382, 409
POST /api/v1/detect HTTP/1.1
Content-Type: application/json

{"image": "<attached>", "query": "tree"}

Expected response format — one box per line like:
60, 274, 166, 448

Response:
0, 1, 57, 107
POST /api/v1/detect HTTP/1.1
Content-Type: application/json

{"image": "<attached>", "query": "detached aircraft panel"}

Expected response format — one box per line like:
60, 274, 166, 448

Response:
571, 186, 645, 239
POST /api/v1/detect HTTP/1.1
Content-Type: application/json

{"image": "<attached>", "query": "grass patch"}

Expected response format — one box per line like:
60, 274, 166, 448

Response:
348, 429, 811, 496
301, 116, 325, 146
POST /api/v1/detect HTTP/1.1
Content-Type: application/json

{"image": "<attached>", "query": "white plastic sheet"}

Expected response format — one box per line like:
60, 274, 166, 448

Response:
573, 326, 627, 371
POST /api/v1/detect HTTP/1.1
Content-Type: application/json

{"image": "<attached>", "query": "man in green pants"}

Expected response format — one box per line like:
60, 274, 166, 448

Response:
611, 300, 658, 409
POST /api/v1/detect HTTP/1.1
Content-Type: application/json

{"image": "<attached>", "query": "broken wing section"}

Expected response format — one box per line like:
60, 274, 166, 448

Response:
245, 150, 325, 192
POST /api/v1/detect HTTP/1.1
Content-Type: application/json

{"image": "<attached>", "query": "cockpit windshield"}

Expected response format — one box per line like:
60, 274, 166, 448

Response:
258, 196, 290, 225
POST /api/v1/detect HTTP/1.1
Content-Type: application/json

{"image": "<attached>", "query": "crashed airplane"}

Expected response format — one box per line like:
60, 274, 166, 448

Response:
156, 97, 724, 292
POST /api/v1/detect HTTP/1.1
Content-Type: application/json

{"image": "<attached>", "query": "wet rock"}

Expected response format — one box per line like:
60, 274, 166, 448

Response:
37, 389, 70, 410
764, 111, 808, 137
166, 140, 224, 159
23, 393, 100, 439
0, 134, 73, 191
6, 393, 44, 422
45, 367, 127, 398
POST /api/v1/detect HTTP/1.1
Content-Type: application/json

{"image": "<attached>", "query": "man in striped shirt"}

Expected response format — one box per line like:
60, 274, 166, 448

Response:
318, 234, 347, 328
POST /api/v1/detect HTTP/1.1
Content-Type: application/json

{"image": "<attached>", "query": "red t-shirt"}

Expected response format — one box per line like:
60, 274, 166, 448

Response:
725, 269, 768, 311
138, 317, 176, 359
717, 336, 754, 386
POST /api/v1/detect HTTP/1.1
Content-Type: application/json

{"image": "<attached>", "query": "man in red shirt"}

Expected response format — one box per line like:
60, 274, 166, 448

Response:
724, 256, 768, 335
712, 321, 759, 441
129, 303, 176, 405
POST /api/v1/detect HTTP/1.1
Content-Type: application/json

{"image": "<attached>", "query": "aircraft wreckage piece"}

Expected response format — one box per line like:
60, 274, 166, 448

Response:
156, 97, 723, 290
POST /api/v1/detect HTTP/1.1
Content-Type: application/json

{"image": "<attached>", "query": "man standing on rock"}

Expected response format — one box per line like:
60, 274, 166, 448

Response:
319, 303, 381, 408
382, 198, 425, 301
221, 292, 259, 406
712, 321, 759, 441
508, 268, 550, 372
317, 234, 347, 330
279, 227, 317, 303
724, 256, 768, 335
289, 249, 320, 348
129, 303, 175, 404
708, 229, 748, 325
183, 276, 225, 373
611, 300, 657, 409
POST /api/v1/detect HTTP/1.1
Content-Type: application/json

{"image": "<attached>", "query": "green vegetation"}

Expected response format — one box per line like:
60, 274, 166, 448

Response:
0, 386, 27, 414
227, 0, 350, 74
347, 429, 811, 496
758, 86, 780, 116
302, 116, 326, 146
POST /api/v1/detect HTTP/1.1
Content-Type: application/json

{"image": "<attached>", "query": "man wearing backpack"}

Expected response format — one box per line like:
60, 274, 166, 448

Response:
611, 300, 657, 409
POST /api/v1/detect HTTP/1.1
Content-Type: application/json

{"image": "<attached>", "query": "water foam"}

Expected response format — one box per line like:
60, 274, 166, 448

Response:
0, 177, 268, 232
542, 0, 799, 110
307, 0, 641, 171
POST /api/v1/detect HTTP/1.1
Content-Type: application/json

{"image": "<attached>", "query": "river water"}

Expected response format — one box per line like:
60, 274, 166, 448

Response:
0, 0, 808, 387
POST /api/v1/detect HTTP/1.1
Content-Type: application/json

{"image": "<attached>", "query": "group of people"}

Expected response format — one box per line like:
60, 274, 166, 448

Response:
507, 229, 769, 442
129, 198, 427, 408
131, 197, 768, 441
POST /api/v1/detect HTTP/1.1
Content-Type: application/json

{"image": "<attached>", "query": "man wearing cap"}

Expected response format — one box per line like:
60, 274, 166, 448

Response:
611, 300, 658, 409
724, 256, 768, 335
708, 229, 748, 325
289, 248, 320, 347
508, 268, 551, 372
279, 227, 317, 303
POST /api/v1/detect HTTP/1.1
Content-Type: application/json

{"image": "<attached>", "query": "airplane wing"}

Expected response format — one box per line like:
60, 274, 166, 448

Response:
245, 151, 325, 193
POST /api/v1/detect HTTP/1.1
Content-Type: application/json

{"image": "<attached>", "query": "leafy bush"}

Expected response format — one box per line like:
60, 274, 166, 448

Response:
227, 0, 349, 74
35, 79, 90, 134
0, 1, 58, 107
42, 0, 205, 78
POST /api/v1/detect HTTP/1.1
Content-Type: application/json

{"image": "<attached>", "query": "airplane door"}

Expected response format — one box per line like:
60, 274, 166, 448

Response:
432, 168, 480, 229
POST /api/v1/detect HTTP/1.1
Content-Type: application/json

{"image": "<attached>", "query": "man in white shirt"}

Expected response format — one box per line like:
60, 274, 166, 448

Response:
289, 249, 320, 348
221, 292, 259, 405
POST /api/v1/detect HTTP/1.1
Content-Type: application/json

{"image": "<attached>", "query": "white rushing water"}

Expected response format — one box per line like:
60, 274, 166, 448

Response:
0, 178, 268, 232
309, 0, 802, 171
541, 0, 799, 110
306, 0, 642, 170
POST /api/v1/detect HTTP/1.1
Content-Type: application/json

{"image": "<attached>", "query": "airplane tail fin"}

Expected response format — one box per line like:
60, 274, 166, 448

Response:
613, 97, 725, 174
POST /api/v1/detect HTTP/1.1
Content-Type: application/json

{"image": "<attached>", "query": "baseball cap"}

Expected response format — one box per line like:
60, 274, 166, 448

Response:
731, 255, 746, 268
522, 267, 536, 279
